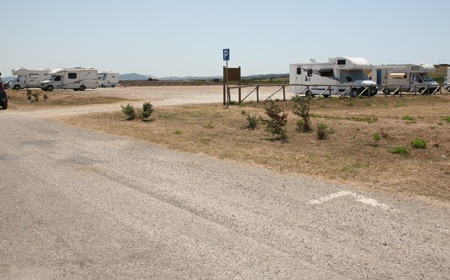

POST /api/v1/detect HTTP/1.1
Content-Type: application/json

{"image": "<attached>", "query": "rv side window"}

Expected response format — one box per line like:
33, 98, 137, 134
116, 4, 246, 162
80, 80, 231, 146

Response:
307, 70, 313, 77
68, 73, 77, 79
29, 74, 39, 78
297, 67, 301, 75
337, 60, 346, 65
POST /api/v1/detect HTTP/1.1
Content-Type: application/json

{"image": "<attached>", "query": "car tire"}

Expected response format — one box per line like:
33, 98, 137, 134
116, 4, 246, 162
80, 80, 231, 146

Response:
13, 85, 20, 90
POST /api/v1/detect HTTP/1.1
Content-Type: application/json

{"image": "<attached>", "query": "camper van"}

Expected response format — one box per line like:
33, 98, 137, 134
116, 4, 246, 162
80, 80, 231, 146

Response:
98, 72, 119, 87
40, 68, 98, 91
9, 67, 51, 90
444, 67, 450, 91
290, 57, 377, 97
371, 64, 439, 94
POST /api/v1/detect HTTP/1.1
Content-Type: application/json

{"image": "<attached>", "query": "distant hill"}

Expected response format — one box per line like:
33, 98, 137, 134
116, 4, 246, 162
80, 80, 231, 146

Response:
120, 73, 289, 81
119, 73, 152, 80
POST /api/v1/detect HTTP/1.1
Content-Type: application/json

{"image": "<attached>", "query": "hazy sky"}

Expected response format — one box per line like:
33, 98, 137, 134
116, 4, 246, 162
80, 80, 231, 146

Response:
1, 0, 449, 78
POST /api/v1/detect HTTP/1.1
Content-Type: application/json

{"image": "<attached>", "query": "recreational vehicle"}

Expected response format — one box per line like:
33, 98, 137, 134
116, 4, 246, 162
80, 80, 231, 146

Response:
98, 72, 119, 87
9, 67, 51, 90
444, 67, 450, 91
371, 64, 439, 94
40, 68, 98, 91
290, 57, 377, 97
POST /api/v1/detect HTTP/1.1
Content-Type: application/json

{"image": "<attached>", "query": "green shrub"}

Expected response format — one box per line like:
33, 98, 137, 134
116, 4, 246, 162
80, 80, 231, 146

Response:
442, 116, 450, 123
121, 104, 136, 121
402, 115, 415, 121
411, 138, 427, 149
175, 130, 183, 135
391, 146, 410, 157
241, 110, 259, 130
373, 132, 382, 142
261, 101, 288, 141
372, 132, 382, 147
292, 96, 312, 133
316, 123, 329, 140
142, 102, 154, 119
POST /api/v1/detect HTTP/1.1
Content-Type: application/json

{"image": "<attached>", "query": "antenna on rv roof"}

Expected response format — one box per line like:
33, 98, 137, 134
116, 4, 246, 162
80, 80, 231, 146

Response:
310, 58, 316, 63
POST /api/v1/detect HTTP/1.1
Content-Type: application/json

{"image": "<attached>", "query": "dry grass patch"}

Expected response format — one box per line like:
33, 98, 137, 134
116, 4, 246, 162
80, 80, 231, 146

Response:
7, 89, 128, 110
59, 95, 450, 201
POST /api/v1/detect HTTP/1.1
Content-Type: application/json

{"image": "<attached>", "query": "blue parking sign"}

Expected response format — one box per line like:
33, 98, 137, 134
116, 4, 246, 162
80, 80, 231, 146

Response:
223, 49, 230, 61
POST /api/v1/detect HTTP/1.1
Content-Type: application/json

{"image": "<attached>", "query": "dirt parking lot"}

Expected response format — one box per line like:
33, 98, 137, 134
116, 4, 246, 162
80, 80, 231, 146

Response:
5, 86, 450, 201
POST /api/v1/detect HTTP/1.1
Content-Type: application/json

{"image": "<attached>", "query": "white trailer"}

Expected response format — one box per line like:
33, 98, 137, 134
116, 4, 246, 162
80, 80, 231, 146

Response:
9, 67, 51, 90
444, 67, 450, 91
98, 71, 120, 87
290, 57, 377, 97
40, 68, 98, 91
371, 64, 439, 94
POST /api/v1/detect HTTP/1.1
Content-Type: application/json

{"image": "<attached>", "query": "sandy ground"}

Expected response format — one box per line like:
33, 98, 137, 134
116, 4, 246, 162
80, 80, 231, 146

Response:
12, 86, 295, 118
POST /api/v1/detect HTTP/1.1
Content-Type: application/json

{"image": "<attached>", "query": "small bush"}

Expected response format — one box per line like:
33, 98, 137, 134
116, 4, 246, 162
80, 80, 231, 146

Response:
411, 138, 427, 149
292, 96, 312, 133
142, 102, 154, 119
241, 110, 259, 130
175, 130, 183, 135
121, 104, 136, 121
316, 123, 329, 140
261, 101, 288, 141
442, 116, 450, 123
402, 115, 415, 121
373, 132, 382, 142
295, 119, 305, 131
391, 146, 410, 157
372, 132, 381, 147
32, 93, 40, 102
43, 94, 48, 101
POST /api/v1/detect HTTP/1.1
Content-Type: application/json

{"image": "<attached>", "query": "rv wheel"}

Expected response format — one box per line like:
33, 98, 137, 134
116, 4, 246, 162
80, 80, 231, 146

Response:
79, 85, 86, 91
350, 89, 358, 98
383, 88, 390, 95
13, 85, 20, 90
46, 85, 54, 92
305, 90, 314, 98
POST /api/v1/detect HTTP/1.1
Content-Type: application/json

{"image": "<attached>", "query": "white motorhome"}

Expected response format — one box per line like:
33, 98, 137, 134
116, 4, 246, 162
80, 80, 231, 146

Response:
371, 64, 439, 94
98, 72, 119, 87
444, 67, 450, 91
40, 68, 98, 91
9, 67, 51, 90
290, 57, 377, 97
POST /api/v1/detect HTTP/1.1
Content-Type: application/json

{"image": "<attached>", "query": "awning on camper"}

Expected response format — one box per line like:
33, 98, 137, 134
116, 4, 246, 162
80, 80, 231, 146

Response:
389, 73, 406, 79
317, 68, 333, 73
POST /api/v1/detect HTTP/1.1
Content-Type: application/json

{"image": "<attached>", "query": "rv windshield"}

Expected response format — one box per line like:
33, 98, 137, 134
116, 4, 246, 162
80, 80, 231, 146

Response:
48, 75, 61, 82
420, 73, 434, 82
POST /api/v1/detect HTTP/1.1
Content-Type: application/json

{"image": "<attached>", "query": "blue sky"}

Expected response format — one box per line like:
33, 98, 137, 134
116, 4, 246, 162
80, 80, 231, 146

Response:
1, 0, 449, 78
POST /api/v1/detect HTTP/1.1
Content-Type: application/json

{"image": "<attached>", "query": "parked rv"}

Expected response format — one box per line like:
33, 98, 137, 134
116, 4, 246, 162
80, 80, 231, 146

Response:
98, 72, 119, 87
40, 68, 98, 91
371, 64, 439, 94
290, 57, 377, 97
0, 82, 8, 109
444, 67, 450, 91
9, 67, 51, 90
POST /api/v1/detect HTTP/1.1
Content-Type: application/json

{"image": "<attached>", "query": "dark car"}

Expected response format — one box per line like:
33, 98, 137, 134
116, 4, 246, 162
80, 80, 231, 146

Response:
0, 82, 8, 109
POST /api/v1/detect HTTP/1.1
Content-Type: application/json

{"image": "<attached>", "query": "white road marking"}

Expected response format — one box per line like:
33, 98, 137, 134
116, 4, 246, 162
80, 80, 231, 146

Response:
307, 191, 392, 210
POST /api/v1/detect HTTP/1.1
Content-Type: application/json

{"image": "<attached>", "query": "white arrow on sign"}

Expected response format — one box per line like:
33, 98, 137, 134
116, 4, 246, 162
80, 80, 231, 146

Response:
307, 191, 392, 211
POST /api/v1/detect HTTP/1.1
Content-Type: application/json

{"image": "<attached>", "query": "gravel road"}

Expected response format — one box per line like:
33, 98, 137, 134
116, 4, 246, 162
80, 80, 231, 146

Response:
1, 87, 449, 279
